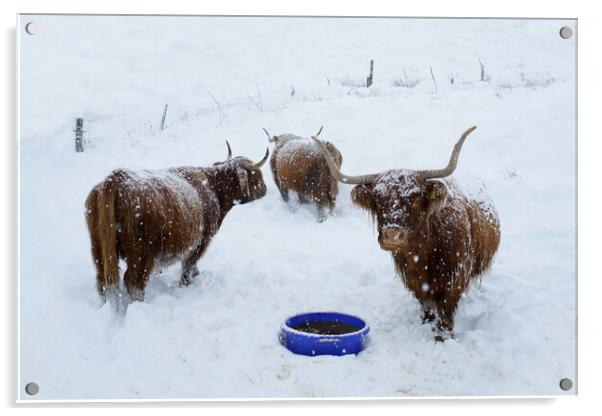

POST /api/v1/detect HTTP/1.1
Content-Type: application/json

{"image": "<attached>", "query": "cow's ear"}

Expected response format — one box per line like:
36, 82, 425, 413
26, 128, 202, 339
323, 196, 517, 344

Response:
351, 184, 375, 211
425, 180, 447, 210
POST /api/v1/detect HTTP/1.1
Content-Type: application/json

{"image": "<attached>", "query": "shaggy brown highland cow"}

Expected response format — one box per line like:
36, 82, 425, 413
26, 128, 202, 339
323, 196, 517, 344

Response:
264, 127, 343, 221
313, 126, 500, 339
85, 143, 269, 302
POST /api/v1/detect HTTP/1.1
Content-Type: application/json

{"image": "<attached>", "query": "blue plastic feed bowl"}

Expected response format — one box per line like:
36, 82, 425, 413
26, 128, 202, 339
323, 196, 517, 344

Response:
280, 312, 370, 356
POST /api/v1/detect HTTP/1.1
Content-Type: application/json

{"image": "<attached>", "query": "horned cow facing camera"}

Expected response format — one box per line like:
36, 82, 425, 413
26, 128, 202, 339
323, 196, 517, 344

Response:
313, 126, 500, 340
85, 142, 269, 302
265, 127, 343, 221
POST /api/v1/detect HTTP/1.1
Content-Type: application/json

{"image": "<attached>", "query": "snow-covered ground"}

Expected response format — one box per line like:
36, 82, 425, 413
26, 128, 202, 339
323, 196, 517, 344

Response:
18, 16, 576, 399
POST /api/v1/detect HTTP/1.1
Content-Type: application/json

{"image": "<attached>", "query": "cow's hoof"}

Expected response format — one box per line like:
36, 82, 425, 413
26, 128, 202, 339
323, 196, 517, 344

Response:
434, 330, 453, 342
125, 286, 144, 302
180, 266, 200, 286
421, 311, 436, 324
190, 266, 200, 278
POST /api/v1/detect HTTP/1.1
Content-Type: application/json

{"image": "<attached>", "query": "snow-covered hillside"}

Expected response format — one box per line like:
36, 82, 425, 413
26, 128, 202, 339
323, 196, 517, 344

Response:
18, 16, 576, 399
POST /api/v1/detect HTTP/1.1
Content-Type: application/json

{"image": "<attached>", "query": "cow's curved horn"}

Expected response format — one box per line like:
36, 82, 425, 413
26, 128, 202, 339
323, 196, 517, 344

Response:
243, 148, 270, 170
419, 126, 477, 181
315, 125, 323, 137
263, 128, 276, 143
311, 136, 377, 184
225, 140, 233, 161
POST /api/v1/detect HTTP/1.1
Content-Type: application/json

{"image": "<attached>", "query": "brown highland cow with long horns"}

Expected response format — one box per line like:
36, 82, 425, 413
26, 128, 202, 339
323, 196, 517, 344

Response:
85, 143, 269, 302
313, 126, 500, 340
264, 127, 343, 221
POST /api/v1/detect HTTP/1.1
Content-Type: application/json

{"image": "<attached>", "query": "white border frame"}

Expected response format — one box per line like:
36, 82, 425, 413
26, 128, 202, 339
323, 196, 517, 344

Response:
3, 0, 599, 414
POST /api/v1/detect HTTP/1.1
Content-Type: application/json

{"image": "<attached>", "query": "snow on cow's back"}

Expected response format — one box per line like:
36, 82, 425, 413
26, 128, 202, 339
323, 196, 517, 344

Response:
453, 175, 500, 226
116, 168, 205, 226
276, 133, 306, 144
427, 176, 500, 227
276, 134, 323, 163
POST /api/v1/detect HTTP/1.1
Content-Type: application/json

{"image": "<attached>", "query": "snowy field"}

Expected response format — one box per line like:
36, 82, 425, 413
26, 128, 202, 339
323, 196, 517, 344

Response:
18, 16, 576, 399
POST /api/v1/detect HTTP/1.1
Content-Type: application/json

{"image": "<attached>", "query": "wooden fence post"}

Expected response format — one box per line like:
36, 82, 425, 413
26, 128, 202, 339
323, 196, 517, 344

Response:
430, 65, 438, 93
160, 104, 168, 130
74, 118, 84, 152
366, 59, 374, 87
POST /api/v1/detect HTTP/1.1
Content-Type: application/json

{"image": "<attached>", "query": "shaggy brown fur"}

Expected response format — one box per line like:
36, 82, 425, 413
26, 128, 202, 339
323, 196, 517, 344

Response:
268, 133, 343, 221
351, 172, 500, 338
85, 150, 268, 302
312, 126, 500, 340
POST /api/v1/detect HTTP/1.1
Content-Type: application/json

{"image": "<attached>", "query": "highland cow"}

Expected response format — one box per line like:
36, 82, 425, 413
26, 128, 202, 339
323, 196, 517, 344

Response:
264, 127, 343, 221
85, 143, 269, 302
313, 126, 500, 339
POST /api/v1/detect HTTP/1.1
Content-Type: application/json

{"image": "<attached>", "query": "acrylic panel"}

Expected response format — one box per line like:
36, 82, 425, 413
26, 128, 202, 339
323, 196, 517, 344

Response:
17, 15, 577, 400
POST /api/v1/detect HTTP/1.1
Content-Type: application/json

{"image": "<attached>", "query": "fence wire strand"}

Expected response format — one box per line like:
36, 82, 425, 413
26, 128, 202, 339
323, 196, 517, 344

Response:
82, 86, 292, 148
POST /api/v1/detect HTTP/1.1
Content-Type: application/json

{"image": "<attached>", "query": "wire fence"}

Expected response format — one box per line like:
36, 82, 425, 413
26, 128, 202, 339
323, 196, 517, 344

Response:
78, 86, 295, 151
73, 60, 552, 152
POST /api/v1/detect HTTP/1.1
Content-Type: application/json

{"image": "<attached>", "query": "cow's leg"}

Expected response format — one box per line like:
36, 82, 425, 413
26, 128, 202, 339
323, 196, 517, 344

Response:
311, 191, 331, 222
419, 299, 436, 324
327, 179, 338, 214
180, 237, 211, 287
272, 173, 289, 201
314, 199, 329, 223
124, 256, 154, 302
433, 300, 458, 341
327, 196, 336, 214
86, 189, 111, 302
278, 185, 289, 202
298, 193, 311, 204
274, 179, 289, 202
317, 208, 327, 222
271, 161, 289, 202
89, 232, 107, 301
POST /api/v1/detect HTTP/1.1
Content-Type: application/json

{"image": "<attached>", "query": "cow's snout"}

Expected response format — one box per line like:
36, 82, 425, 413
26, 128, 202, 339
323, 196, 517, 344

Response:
255, 181, 267, 198
379, 228, 408, 251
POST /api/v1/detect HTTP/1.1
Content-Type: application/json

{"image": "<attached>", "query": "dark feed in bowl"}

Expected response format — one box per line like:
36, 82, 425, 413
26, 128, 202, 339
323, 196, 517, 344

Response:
292, 321, 360, 335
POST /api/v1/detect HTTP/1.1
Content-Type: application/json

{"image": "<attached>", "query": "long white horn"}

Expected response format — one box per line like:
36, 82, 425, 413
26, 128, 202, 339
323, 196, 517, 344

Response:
311, 136, 376, 185
242, 148, 270, 170
225, 140, 233, 161
419, 126, 477, 180
263, 128, 276, 143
